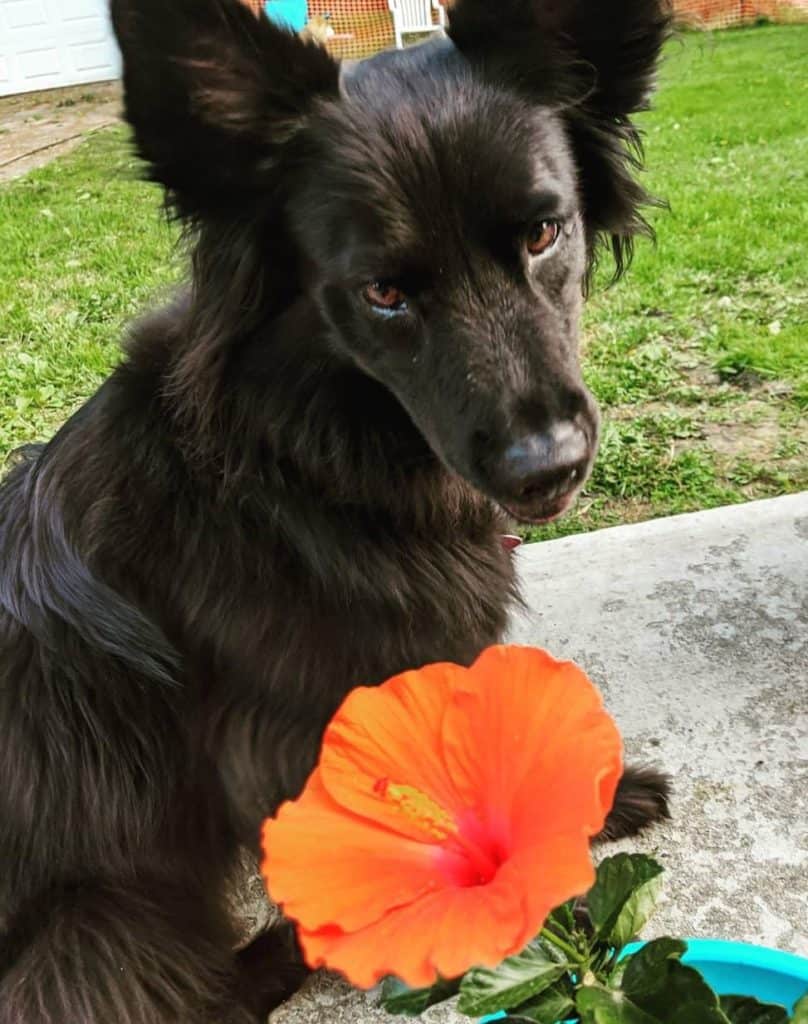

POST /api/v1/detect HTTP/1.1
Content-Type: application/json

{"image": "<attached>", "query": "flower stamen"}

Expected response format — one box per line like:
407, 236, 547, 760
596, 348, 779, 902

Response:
374, 778, 458, 840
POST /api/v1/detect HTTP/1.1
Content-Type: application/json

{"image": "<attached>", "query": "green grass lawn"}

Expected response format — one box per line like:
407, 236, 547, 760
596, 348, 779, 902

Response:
0, 129, 178, 457
1, 25, 806, 539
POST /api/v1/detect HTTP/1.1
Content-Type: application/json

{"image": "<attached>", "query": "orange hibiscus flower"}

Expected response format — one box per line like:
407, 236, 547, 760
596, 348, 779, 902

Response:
260, 645, 622, 989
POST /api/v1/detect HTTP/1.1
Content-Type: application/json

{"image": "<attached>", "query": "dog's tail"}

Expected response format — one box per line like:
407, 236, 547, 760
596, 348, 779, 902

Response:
597, 763, 672, 842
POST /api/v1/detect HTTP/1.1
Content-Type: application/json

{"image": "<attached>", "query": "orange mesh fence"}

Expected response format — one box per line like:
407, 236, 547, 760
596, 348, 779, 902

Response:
672, 0, 808, 27
243, 0, 446, 59
243, 0, 807, 54
311, 0, 397, 61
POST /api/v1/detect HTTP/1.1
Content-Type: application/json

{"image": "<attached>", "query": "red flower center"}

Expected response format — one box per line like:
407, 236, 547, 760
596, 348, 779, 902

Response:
441, 810, 509, 888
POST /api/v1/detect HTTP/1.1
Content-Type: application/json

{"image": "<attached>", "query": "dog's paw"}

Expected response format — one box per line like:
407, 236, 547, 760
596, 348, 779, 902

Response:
596, 763, 671, 842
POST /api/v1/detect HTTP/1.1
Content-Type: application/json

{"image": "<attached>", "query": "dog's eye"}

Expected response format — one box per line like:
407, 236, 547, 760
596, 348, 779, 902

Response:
363, 281, 408, 313
526, 220, 561, 257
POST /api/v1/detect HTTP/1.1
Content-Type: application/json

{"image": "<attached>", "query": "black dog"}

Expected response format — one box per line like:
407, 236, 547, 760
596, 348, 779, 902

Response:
0, 1, 671, 1020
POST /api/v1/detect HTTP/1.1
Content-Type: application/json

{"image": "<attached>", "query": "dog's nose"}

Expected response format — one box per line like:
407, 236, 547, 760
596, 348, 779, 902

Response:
499, 422, 590, 503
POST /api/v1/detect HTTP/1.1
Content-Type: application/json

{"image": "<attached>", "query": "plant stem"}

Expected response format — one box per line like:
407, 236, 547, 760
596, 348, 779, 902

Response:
540, 927, 585, 965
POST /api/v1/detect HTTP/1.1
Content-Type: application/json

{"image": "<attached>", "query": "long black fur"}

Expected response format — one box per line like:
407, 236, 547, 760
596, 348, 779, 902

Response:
0, 1, 670, 1020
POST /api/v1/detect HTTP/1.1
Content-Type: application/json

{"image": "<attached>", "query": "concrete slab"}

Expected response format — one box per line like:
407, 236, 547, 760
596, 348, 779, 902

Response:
0, 82, 120, 183
270, 493, 808, 1023
509, 491, 808, 955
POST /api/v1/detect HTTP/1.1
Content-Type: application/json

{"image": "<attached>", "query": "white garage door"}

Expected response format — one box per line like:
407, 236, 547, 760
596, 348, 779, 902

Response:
0, 0, 121, 97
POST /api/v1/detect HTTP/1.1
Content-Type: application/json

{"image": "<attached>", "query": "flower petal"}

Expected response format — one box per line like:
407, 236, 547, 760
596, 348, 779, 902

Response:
500, 830, 598, 954
318, 664, 466, 841
443, 646, 622, 846
297, 829, 597, 988
262, 768, 448, 932
516, 707, 623, 844
298, 874, 526, 989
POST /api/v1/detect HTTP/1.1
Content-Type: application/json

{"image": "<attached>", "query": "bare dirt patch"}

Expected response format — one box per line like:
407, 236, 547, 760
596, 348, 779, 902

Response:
0, 81, 121, 183
612, 391, 806, 484
699, 402, 781, 460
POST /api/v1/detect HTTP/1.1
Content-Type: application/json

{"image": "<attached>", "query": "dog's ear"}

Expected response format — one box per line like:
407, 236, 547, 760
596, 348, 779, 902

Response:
111, 0, 339, 217
448, 0, 672, 276
448, 0, 671, 120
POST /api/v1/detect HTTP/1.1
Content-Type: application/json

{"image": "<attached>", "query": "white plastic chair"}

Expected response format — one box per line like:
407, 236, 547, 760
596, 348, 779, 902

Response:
388, 0, 447, 49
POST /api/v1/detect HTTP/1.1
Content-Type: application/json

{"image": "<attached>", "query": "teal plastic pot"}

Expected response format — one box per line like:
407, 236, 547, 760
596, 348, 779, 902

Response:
264, 0, 308, 32
480, 938, 808, 1022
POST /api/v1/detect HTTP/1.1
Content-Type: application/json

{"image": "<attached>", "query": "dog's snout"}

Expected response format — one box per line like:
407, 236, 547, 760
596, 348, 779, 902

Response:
498, 422, 590, 504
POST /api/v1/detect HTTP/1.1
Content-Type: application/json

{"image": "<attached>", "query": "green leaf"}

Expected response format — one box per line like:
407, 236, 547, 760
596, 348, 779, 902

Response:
668, 1004, 731, 1024
576, 985, 661, 1023
577, 986, 731, 1024
606, 955, 631, 989
378, 976, 460, 1016
621, 938, 688, 996
790, 993, 808, 1024
457, 944, 568, 1017
624, 957, 723, 1021
719, 995, 789, 1024
507, 985, 577, 1022
588, 855, 665, 947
